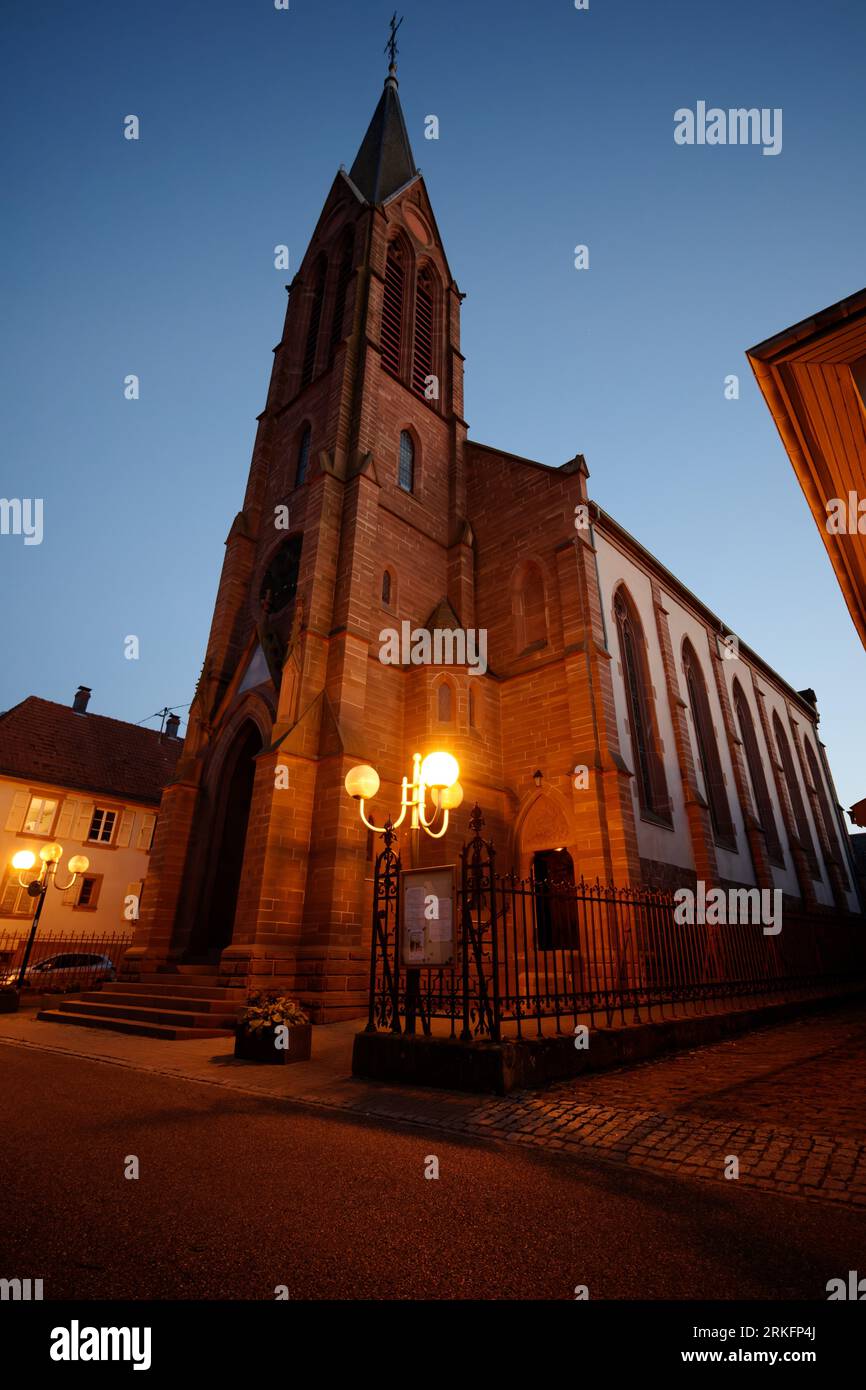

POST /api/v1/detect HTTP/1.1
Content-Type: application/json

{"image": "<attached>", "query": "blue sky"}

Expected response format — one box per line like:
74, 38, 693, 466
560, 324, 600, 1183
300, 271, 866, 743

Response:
2, 0, 864, 813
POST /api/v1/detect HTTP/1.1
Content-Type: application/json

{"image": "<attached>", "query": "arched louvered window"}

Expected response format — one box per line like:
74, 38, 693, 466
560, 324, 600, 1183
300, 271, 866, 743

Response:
733, 680, 784, 865
381, 241, 405, 376
804, 739, 849, 888
398, 430, 414, 493
773, 714, 819, 877
381, 569, 392, 606
295, 425, 311, 487
614, 591, 671, 824
683, 641, 735, 848
437, 680, 453, 723
301, 257, 326, 388
328, 230, 354, 363
413, 266, 435, 397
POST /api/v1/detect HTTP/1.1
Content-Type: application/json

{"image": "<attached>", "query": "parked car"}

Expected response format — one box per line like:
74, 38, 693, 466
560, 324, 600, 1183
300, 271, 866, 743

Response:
0, 953, 117, 990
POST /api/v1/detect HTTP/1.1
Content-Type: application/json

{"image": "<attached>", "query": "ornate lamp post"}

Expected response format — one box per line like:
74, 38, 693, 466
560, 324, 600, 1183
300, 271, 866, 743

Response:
344, 751, 463, 840
9, 843, 90, 991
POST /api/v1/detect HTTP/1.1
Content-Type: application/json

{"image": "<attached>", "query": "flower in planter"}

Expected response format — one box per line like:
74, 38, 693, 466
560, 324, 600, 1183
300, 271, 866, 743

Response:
238, 991, 308, 1033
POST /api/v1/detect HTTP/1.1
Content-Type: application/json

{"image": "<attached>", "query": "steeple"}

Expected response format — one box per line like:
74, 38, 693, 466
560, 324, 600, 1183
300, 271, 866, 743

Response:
348, 15, 418, 205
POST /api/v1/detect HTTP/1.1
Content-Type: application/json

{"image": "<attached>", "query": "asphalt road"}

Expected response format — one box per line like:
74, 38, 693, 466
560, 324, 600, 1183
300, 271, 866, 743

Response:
0, 1042, 862, 1301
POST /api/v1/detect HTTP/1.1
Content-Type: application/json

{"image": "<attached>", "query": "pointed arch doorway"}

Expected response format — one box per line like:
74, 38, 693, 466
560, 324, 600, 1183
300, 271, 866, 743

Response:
189, 721, 263, 960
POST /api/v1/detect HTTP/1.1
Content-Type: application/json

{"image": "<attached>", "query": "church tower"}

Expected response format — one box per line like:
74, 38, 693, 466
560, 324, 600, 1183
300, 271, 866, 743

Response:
126, 46, 475, 1019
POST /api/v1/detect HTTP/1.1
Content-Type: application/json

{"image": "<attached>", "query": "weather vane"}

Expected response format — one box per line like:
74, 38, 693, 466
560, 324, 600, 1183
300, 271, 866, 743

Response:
385, 11, 404, 69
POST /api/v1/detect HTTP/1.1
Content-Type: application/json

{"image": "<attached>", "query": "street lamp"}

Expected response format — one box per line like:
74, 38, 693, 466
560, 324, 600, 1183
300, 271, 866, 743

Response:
344, 751, 463, 840
9, 843, 90, 992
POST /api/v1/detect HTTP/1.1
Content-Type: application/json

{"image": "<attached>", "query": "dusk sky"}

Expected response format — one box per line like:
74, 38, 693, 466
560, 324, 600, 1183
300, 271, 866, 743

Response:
2, 0, 864, 811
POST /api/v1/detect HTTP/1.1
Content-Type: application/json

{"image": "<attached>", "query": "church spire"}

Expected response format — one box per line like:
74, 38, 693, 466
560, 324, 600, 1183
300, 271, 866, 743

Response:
348, 14, 418, 205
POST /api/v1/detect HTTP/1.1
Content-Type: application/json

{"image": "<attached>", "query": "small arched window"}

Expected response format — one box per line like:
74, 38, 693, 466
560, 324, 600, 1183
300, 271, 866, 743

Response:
683, 641, 735, 848
437, 680, 453, 723
733, 680, 783, 865
328, 229, 354, 363
774, 712, 819, 878
413, 266, 435, 396
301, 257, 327, 388
381, 569, 392, 606
804, 739, 849, 888
295, 426, 311, 488
398, 431, 415, 493
614, 590, 671, 823
381, 240, 405, 376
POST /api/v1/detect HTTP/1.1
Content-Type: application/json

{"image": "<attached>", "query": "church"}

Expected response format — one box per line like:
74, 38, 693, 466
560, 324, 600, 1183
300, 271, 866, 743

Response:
123, 55, 861, 1022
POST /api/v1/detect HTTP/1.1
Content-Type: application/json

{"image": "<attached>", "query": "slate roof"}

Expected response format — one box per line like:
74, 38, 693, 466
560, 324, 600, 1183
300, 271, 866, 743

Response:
0, 697, 183, 806
349, 73, 418, 204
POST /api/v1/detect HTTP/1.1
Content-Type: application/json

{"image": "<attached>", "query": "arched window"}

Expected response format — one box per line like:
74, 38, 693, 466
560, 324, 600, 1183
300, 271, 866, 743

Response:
683, 641, 735, 848
398, 430, 414, 493
295, 426, 311, 488
260, 535, 302, 615
412, 265, 435, 396
328, 229, 354, 363
381, 569, 392, 606
804, 739, 849, 888
437, 680, 453, 722
773, 714, 819, 877
301, 257, 327, 388
381, 240, 405, 376
512, 562, 547, 651
733, 680, 784, 865
614, 590, 671, 823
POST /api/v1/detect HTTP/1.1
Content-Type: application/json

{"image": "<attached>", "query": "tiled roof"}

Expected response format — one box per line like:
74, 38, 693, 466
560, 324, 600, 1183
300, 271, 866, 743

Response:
0, 697, 183, 805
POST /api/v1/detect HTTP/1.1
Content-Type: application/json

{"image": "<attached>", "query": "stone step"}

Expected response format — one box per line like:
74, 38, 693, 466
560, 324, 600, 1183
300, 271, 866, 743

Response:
105, 981, 247, 1000
36, 1009, 233, 1040
54, 1000, 240, 1029
137, 972, 227, 987
78, 990, 242, 1014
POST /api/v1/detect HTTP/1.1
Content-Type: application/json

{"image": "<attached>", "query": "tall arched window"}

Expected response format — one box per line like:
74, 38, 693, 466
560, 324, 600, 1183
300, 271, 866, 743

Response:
398, 430, 415, 493
301, 257, 327, 388
772, 714, 819, 877
683, 641, 735, 848
436, 680, 453, 723
804, 739, 849, 887
381, 240, 405, 376
412, 265, 435, 396
259, 535, 302, 615
328, 230, 354, 363
295, 425, 311, 488
381, 569, 392, 606
733, 680, 783, 865
614, 590, 671, 823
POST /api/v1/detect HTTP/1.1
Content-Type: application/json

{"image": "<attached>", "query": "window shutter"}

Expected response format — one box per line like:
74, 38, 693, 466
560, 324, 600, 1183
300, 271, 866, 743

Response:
73, 802, 95, 841
1, 876, 21, 912
55, 798, 78, 839
63, 878, 80, 906
115, 810, 135, 848
4, 790, 31, 833
136, 814, 156, 852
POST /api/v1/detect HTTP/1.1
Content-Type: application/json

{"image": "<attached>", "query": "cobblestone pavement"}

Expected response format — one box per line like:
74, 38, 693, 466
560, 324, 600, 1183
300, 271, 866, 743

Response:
3, 1004, 866, 1210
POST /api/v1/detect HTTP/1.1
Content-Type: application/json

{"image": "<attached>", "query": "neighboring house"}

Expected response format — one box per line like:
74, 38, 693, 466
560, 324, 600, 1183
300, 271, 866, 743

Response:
0, 687, 182, 939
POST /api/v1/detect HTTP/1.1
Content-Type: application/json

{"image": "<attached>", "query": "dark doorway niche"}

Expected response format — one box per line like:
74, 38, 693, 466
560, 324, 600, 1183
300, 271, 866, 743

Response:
190, 722, 263, 958
532, 848, 577, 950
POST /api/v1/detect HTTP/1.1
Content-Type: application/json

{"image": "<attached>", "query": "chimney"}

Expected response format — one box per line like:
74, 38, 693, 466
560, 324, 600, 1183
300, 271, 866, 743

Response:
165, 713, 181, 739
72, 686, 91, 714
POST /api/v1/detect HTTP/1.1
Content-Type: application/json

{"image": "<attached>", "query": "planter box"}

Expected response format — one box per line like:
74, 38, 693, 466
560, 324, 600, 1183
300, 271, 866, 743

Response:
234, 1022, 312, 1065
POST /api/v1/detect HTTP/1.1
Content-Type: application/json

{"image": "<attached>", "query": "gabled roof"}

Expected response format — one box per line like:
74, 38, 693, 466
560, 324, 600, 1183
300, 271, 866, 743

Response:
349, 71, 418, 205
0, 697, 183, 805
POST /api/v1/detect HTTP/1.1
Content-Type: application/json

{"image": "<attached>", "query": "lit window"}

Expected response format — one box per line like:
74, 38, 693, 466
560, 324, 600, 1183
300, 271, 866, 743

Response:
88, 809, 117, 844
398, 431, 414, 493
24, 796, 58, 836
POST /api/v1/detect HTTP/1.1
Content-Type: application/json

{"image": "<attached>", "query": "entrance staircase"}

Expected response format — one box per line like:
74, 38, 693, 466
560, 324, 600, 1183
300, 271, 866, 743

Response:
37, 965, 247, 1040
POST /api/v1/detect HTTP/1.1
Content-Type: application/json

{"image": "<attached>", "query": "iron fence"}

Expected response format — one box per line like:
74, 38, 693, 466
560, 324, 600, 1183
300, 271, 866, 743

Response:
366, 805, 866, 1042
0, 930, 133, 993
